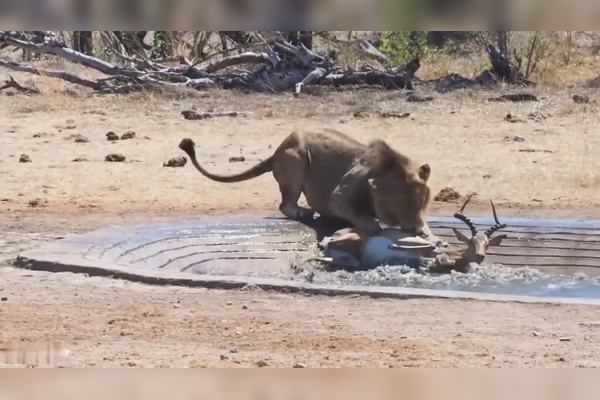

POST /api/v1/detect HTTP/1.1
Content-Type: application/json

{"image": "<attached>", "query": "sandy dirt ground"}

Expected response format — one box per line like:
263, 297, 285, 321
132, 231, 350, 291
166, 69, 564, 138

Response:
1, 73, 600, 367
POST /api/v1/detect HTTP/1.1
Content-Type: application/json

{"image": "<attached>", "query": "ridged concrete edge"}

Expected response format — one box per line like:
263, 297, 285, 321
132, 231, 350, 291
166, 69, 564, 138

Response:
13, 253, 600, 306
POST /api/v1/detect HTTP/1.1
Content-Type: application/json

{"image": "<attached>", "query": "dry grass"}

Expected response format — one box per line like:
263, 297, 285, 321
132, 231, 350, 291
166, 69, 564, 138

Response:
1, 66, 600, 219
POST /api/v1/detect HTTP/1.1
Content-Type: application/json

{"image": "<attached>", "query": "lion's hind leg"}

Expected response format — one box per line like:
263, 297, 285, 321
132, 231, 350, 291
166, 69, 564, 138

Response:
273, 148, 314, 221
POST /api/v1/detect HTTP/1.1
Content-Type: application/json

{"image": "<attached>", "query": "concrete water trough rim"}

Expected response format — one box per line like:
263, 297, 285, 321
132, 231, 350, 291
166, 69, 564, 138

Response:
13, 252, 600, 306
12, 214, 600, 306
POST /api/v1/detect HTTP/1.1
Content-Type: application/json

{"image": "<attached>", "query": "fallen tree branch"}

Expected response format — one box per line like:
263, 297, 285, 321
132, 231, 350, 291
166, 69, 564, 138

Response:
0, 33, 141, 77
321, 59, 419, 90
0, 31, 423, 94
295, 67, 328, 93
0, 75, 40, 94
182, 110, 251, 120
273, 36, 324, 66
318, 33, 391, 66
205, 51, 280, 73
0, 59, 110, 90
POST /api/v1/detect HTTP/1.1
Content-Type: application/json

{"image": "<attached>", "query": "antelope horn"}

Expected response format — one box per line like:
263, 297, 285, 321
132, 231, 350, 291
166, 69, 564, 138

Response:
485, 200, 507, 237
453, 194, 477, 236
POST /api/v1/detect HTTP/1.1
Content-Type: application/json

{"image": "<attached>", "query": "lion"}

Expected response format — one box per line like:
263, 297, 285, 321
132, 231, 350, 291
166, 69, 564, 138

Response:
179, 129, 433, 237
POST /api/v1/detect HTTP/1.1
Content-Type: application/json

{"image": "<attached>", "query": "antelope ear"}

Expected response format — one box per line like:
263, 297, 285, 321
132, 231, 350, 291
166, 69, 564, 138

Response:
452, 228, 470, 243
418, 164, 431, 182
488, 234, 507, 247
368, 178, 379, 191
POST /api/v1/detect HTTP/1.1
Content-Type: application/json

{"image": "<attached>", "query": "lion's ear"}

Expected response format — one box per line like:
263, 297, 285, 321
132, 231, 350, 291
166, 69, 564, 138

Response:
418, 164, 431, 182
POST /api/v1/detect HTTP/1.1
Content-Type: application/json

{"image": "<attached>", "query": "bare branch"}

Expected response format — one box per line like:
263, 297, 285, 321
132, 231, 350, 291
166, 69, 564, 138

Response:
0, 32, 141, 77
0, 59, 110, 90
0, 75, 40, 94
205, 51, 280, 73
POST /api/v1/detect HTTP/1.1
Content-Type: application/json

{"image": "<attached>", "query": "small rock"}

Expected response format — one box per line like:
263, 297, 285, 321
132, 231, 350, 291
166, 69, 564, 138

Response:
352, 110, 369, 118
19, 154, 31, 163
229, 348, 239, 354
434, 187, 462, 202
557, 356, 566, 362
226, 301, 233, 306
483, 174, 492, 179
504, 135, 525, 143
528, 112, 550, 121
559, 337, 571, 342
173, 304, 181, 309
121, 131, 136, 140
72, 157, 87, 162
228, 156, 245, 163
220, 355, 229, 361
27, 199, 40, 207
106, 131, 119, 141
379, 111, 410, 119
1, 297, 7, 301
163, 157, 187, 168
489, 93, 538, 102
242, 305, 248, 310
255, 360, 268, 367
572, 94, 590, 104
293, 363, 306, 368
407, 93, 434, 103
66, 134, 89, 143
532, 331, 540, 337
504, 113, 523, 123
105, 153, 126, 162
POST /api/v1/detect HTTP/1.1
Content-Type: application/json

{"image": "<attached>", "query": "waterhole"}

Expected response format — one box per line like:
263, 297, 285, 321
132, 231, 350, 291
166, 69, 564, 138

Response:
15, 215, 600, 301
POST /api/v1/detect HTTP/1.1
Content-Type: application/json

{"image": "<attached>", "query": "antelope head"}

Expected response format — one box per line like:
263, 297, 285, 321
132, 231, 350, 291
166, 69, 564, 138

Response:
451, 194, 508, 265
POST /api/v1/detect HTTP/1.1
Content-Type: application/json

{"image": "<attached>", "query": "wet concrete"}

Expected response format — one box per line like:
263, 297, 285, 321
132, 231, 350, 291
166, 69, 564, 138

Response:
14, 215, 600, 303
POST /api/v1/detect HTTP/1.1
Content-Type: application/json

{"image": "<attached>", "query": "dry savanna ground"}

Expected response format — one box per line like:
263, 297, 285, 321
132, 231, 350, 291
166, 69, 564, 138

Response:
1, 68, 600, 367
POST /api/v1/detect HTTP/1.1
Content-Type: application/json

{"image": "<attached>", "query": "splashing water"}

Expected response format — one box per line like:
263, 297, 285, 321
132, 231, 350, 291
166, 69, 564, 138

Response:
291, 260, 600, 299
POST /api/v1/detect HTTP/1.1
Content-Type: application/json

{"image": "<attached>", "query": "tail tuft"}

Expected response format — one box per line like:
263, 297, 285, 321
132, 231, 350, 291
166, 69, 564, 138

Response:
179, 138, 196, 158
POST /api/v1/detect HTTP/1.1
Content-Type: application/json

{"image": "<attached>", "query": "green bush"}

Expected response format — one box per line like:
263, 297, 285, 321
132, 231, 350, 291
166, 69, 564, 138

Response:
379, 31, 429, 66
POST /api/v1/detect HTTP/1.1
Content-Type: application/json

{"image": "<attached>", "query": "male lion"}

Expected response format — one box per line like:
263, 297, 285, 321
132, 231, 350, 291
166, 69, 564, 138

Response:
179, 129, 433, 237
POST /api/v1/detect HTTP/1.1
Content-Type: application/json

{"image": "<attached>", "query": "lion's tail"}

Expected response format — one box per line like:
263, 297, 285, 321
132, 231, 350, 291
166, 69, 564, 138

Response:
179, 138, 273, 183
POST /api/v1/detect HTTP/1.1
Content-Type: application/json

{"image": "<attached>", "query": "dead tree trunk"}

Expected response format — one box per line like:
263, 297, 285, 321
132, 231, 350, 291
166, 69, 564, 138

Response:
485, 44, 527, 84
72, 31, 93, 55
477, 32, 531, 85
285, 31, 313, 49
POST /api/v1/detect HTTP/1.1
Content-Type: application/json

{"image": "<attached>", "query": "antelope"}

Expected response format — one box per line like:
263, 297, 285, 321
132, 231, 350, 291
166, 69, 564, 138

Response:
316, 194, 508, 273
428, 194, 508, 273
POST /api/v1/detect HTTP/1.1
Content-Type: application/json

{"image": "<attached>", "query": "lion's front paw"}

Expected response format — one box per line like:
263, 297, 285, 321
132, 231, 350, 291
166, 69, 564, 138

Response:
296, 208, 315, 220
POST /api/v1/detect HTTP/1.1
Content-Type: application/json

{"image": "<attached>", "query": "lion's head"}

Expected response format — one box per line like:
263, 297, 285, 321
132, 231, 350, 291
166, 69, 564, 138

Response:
364, 140, 431, 235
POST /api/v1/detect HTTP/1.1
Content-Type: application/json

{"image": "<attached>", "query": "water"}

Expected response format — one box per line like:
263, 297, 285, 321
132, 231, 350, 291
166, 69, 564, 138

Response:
292, 260, 600, 299
19, 215, 600, 300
